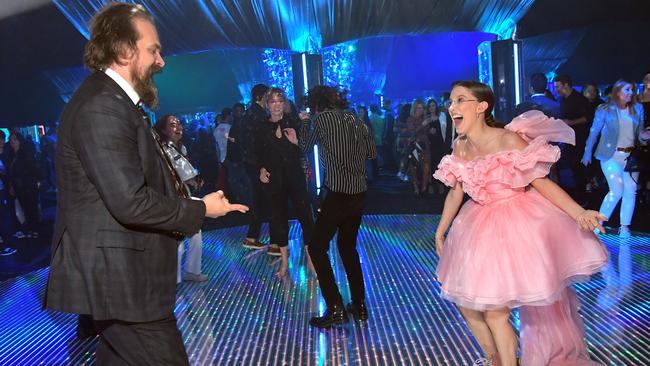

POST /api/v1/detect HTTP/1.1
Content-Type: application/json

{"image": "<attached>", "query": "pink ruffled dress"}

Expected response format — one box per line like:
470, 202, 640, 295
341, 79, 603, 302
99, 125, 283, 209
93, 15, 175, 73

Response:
433, 111, 607, 365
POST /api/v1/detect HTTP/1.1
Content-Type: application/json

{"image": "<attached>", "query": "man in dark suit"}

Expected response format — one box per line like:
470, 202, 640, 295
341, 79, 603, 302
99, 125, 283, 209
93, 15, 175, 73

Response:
429, 106, 454, 164
515, 73, 561, 118
43, 4, 247, 365
430, 99, 454, 193
554, 74, 590, 202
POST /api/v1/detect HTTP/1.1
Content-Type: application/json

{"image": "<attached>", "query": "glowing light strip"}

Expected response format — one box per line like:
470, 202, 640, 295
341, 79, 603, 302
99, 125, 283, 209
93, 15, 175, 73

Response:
513, 42, 521, 105
301, 52, 321, 195
301, 53, 308, 94
313, 145, 321, 193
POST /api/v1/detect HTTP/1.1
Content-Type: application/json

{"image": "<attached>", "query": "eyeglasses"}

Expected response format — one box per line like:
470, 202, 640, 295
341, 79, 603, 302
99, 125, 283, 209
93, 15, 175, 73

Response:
445, 98, 478, 108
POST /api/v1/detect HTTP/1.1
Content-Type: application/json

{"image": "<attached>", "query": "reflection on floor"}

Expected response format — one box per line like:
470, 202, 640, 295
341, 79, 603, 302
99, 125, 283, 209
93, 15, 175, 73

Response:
0, 215, 648, 365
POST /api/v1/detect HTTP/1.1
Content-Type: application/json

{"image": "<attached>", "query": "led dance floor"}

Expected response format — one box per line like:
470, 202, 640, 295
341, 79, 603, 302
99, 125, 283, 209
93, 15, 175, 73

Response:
1, 215, 648, 365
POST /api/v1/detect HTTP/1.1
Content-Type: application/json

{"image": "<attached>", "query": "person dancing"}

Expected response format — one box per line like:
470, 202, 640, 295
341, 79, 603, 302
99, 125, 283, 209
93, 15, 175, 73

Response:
582, 79, 649, 238
154, 114, 209, 283
43, 4, 247, 364
289, 86, 376, 328
433, 81, 608, 365
256, 87, 315, 278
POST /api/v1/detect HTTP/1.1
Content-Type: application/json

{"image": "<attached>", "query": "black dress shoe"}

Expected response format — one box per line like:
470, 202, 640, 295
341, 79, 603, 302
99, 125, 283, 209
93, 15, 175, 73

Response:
346, 301, 369, 321
309, 303, 349, 328
76, 314, 98, 339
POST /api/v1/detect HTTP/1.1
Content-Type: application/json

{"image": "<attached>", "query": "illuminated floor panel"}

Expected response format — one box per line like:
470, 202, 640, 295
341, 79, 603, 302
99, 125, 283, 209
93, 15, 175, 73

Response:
1, 215, 648, 365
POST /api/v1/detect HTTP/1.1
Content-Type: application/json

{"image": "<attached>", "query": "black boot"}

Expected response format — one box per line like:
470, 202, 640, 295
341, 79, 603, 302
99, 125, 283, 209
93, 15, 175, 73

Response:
309, 303, 348, 328
346, 301, 369, 321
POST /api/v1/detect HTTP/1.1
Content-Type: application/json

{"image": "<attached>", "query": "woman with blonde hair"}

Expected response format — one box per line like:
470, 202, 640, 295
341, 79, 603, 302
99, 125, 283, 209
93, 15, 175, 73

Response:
256, 87, 315, 277
582, 79, 650, 237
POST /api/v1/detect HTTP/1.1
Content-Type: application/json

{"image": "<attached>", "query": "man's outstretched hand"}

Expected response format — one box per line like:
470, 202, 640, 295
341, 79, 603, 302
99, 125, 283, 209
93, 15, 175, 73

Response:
202, 191, 248, 218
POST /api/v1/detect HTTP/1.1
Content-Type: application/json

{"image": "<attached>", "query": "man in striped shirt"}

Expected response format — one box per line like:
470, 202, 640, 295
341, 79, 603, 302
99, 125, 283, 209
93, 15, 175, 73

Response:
286, 86, 376, 327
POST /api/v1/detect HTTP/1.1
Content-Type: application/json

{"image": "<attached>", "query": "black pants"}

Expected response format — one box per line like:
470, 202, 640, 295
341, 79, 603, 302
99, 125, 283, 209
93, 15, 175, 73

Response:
0, 190, 14, 245
559, 145, 587, 200
245, 164, 265, 240
264, 166, 313, 247
14, 185, 39, 232
94, 315, 189, 366
308, 190, 366, 308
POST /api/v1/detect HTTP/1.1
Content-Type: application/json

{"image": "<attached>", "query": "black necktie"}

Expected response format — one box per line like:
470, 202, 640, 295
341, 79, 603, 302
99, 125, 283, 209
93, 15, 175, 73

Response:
137, 103, 190, 199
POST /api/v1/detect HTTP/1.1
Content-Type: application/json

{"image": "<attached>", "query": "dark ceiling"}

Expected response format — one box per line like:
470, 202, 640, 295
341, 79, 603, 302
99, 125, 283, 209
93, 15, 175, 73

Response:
0, 0, 648, 126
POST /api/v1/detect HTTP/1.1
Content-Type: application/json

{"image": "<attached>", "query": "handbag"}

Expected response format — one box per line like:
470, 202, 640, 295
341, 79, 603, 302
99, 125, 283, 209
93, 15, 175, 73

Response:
624, 144, 649, 173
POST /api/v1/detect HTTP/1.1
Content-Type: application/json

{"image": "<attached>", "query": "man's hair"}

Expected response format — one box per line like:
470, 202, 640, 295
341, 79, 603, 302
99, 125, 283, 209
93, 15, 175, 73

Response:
83, 3, 155, 72
233, 102, 245, 110
604, 85, 613, 96
251, 84, 269, 103
221, 107, 233, 118
553, 74, 572, 87
9, 132, 27, 148
306, 85, 349, 112
530, 73, 548, 93
369, 104, 381, 114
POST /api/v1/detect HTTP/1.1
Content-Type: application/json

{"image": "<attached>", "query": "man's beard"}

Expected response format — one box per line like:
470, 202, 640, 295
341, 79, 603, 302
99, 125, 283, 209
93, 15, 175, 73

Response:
131, 64, 161, 109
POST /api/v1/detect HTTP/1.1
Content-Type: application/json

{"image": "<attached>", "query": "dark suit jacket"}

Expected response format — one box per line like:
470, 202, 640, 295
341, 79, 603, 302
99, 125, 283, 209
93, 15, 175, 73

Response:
429, 113, 454, 167
44, 72, 206, 322
515, 95, 561, 119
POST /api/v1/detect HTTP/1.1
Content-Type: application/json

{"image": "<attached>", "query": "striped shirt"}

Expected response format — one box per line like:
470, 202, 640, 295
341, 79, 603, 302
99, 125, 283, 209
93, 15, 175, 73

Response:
301, 110, 376, 194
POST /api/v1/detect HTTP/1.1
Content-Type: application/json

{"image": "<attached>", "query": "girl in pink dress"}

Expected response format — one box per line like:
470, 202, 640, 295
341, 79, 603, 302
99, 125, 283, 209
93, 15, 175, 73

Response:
433, 81, 608, 366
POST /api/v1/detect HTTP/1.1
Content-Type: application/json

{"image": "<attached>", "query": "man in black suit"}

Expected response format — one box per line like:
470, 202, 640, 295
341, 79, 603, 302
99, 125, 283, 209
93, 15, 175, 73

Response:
515, 73, 561, 118
553, 74, 590, 201
429, 99, 454, 193
43, 4, 247, 365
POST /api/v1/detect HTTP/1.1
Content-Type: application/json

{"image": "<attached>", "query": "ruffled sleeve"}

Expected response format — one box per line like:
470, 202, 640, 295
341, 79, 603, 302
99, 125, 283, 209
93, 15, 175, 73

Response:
433, 155, 460, 187
505, 110, 575, 145
492, 138, 561, 188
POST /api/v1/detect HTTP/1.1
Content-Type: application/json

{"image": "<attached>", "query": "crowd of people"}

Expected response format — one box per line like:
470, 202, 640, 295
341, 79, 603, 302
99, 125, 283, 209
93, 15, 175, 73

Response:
0, 127, 53, 256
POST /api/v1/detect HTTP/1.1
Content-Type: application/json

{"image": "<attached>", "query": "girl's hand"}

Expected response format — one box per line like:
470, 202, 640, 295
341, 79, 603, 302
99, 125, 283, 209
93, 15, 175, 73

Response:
435, 235, 445, 256
576, 210, 606, 233
283, 128, 298, 145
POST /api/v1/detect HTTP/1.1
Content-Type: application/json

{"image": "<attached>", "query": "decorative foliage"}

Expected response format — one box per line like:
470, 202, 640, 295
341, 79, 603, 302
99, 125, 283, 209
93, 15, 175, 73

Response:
323, 41, 357, 96
262, 48, 295, 101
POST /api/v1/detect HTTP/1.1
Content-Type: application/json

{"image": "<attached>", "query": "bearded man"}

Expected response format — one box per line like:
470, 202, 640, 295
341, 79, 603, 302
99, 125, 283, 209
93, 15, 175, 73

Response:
43, 4, 247, 365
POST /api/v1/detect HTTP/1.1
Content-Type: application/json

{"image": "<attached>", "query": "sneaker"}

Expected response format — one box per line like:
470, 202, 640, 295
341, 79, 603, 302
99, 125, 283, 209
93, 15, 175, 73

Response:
619, 226, 631, 238
267, 246, 282, 256
242, 239, 265, 250
184, 272, 208, 282
13, 231, 25, 239
0, 247, 17, 256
